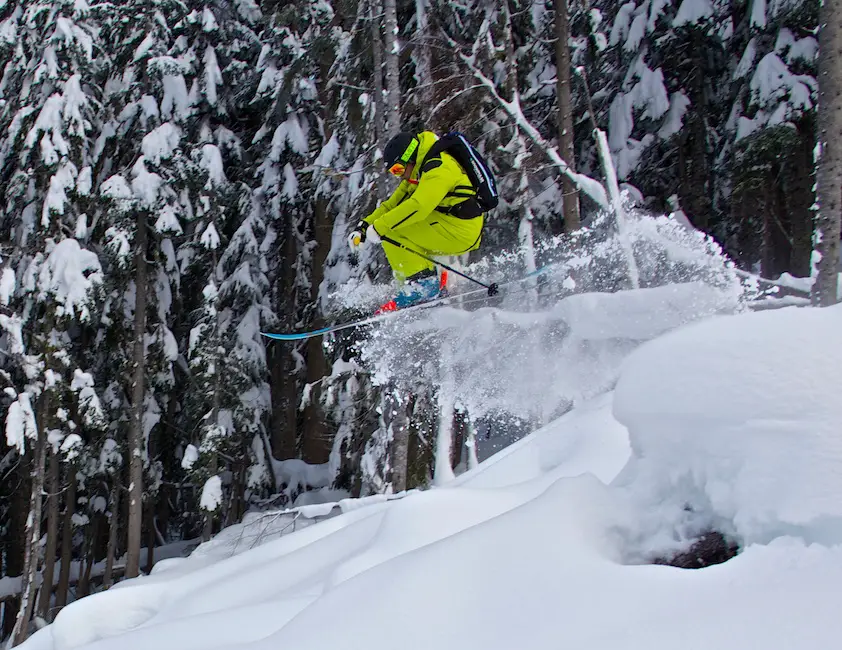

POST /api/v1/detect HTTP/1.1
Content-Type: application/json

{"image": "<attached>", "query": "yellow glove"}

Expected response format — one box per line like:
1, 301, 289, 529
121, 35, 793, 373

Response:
348, 222, 381, 250
348, 220, 367, 250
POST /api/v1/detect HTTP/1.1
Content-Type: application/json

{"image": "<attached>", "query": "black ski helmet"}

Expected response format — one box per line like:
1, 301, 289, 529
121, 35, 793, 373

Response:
383, 132, 419, 169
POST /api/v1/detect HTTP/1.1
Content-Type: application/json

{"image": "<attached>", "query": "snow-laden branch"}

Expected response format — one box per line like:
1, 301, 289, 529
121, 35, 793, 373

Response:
454, 50, 609, 210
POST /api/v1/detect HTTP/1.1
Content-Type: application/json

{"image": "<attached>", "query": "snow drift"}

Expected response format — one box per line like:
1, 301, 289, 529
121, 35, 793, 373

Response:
19, 299, 842, 650
614, 303, 842, 555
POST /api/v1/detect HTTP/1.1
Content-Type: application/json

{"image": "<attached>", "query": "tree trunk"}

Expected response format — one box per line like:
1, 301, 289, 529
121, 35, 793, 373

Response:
465, 418, 479, 470
11, 394, 48, 647
413, 0, 432, 108
270, 209, 300, 460
760, 174, 776, 279
814, 0, 842, 305
382, 0, 401, 136
787, 116, 817, 278
302, 197, 332, 465
406, 393, 434, 489
75, 511, 99, 600
126, 211, 149, 579
2, 449, 29, 639
258, 430, 278, 494
225, 457, 246, 527
678, 32, 711, 232
451, 408, 468, 470
36, 447, 60, 622
371, 0, 387, 197
202, 455, 218, 543
145, 499, 156, 574
102, 483, 120, 590
269, 345, 297, 459
54, 463, 76, 610
554, 0, 580, 231
387, 387, 409, 492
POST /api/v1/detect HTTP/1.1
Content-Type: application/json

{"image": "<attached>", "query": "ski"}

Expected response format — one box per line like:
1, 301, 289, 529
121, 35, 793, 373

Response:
261, 286, 485, 341
260, 263, 560, 341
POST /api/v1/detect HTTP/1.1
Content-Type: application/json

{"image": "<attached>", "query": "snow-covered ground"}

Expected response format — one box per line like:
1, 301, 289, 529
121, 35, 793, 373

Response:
19, 296, 842, 650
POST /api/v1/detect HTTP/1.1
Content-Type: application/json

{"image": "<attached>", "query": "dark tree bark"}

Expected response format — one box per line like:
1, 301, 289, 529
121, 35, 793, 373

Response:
145, 499, 156, 573
54, 463, 76, 610
787, 116, 817, 278
814, 0, 842, 305
11, 394, 48, 646
678, 30, 711, 232
102, 483, 120, 590
386, 388, 409, 492
36, 447, 60, 622
554, 0, 580, 231
76, 511, 101, 599
270, 208, 300, 460
2, 451, 28, 639
302, 197, 332, 464
371, 0, 388, 198
382, 0, 401, 136
126, 212, 149, 579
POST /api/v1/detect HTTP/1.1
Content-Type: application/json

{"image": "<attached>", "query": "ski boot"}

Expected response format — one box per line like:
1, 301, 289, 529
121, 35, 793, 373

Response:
377, 270, 449, 314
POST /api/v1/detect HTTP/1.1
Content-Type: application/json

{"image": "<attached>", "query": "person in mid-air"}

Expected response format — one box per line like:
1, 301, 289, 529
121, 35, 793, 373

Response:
349, 130, 492, 311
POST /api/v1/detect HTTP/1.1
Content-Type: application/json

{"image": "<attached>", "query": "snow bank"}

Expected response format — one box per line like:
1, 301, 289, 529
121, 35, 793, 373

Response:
453, 392, 629, 489
18, 296, 842, 650
21, 398, 629, 650
613, 304, 842, 550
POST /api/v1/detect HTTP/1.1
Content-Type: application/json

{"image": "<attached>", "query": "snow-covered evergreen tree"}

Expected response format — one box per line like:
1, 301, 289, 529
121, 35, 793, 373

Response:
590, 0, 817, 277
0, 0, 109, 638
251, 0, 339, 469
0, 2, 830, 639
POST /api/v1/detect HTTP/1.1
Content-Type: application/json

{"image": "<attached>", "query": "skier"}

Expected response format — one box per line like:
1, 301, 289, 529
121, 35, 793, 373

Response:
348, 130, 489, 311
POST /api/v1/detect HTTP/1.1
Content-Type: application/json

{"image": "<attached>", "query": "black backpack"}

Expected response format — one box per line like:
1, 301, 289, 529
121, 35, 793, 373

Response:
421, 132, 499, 216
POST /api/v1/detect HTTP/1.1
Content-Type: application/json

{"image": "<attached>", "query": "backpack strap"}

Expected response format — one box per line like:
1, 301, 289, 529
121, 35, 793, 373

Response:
420, 157, 443, 174
418, 135, 459, 178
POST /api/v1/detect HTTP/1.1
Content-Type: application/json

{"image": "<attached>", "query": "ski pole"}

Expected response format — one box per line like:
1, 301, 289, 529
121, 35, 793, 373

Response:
379, 235, 499, 296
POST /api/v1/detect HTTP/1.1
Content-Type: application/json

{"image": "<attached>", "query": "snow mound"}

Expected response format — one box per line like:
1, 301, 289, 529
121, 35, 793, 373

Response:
19, 301, 842, 650
614, 304, 842, 550
453, 392, 629, 489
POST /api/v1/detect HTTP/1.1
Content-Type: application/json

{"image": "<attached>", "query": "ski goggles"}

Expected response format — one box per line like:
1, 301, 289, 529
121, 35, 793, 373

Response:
388, 138, 419, 177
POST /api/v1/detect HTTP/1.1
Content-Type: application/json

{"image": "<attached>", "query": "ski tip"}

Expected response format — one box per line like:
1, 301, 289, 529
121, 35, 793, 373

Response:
261, 332, 297, 341
261, 331, 318, 341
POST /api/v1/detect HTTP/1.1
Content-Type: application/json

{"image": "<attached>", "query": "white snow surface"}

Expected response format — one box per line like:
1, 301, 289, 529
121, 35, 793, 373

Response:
20, 294, 842, 650
37, 238, 103, 321
141, 122, 181, 164
673, 0, 713, 26
181, 444, 199, 470
0, 266, 16, 305
614, 303, 842, 548
200, 475, 223, 512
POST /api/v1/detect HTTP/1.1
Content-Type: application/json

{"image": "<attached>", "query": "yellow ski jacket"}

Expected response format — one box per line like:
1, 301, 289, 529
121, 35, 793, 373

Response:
364, 131, 482, 237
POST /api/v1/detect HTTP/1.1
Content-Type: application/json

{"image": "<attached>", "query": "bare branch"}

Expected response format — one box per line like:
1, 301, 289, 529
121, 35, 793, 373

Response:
429, 84, 484, 120
450, 43, 608, 208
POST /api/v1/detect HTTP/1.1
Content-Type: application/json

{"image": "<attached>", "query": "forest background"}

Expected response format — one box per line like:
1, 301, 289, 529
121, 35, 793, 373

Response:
0, 0, 833, 644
